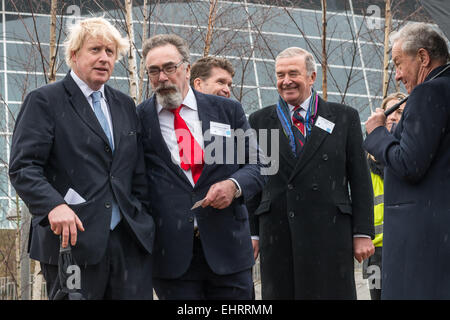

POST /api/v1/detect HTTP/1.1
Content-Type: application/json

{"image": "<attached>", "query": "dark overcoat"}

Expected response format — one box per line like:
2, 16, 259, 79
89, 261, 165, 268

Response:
248, 97, 374, 299
364, 65, 450, 299
9, 72, 155, 266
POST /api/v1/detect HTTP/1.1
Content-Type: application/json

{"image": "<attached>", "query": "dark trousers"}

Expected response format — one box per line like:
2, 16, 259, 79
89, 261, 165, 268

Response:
153, 236, 253, 300
41, 221, 153, 300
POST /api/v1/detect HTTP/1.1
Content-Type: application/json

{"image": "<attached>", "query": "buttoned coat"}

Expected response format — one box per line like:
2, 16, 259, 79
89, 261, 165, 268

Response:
364, 65, 450, 299
137, 90, 266, 278
248, 97, 374, 299
9, 72, 155, 266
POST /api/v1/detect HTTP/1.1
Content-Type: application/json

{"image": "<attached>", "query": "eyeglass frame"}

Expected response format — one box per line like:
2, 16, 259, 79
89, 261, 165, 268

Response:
146, 60, 186, 78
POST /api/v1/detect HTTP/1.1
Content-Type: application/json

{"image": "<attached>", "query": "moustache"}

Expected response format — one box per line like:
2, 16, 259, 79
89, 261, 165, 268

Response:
282, 84, 298, 89
155, 84, 178, 94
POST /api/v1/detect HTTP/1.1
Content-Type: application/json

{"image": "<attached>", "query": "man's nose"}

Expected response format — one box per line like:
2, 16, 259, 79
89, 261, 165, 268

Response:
282, 75, 293, 85
98, 49, 108, 61
158, 70, 169, 82
395, 70, 402, 82
223, 85, 231, 97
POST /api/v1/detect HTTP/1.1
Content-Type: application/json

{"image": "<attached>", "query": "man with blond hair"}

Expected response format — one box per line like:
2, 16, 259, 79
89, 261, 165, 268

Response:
9, 17, 155, 299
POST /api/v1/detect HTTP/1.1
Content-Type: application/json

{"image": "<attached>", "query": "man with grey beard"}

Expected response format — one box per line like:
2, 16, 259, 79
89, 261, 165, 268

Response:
137, 34, 266, 300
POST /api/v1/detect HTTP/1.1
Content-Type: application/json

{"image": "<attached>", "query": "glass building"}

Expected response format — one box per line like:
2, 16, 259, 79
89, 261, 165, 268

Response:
0, 0, 436, 227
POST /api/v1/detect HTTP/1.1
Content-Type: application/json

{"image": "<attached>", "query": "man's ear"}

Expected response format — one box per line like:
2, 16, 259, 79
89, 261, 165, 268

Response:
71, 51, 77, 64
185, 63, 191, 80
417, 48, 431, 67
193, 78, 202, 91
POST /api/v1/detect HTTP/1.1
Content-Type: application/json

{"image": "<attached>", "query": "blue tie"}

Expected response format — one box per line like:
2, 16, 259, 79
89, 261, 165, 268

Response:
91, 91, 121, 230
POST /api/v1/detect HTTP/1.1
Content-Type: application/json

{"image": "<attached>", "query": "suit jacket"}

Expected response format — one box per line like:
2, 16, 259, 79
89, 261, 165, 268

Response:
364, 64, 450, 299
248, 97, 374, 299
9, 72, 155, 265
137, 90, 266, 278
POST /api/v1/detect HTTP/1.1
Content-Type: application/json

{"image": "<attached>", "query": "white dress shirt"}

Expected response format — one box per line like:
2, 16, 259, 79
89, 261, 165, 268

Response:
288, 95, 311, 121
157, 87, 204, 187
70, 70, 115, 149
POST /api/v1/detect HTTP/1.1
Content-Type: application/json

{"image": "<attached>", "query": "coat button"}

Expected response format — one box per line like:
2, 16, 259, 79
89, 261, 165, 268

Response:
312, 184, 319, 191
188, 217, 194, 223
105, 202, 111, 209
322, 154, 328, 161
288, 184, 294, 190
105, 145, 111, 153
289, 211, 295, 218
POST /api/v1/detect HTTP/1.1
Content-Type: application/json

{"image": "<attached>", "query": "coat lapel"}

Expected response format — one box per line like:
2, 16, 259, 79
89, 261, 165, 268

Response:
194, 90, 221, 187
268, 106, 298, 170
63, 72, 111, 147
289, 97, 336, 181
104, 85, 123, 151
145, 96, 192, 188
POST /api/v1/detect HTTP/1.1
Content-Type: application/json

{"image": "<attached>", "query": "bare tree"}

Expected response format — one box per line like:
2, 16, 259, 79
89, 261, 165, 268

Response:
203, 0, 218, 57
125, 0, 139, 102
321, 0, 328, 100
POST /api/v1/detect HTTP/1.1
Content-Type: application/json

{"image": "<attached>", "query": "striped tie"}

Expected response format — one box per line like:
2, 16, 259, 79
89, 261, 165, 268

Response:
292, 105, 306, 153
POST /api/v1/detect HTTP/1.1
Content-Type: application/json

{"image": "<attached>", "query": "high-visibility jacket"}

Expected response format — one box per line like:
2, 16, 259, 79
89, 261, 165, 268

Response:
371, 171, 384, 247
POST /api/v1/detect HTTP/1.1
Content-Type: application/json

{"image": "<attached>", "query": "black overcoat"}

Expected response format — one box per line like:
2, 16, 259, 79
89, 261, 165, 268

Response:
248, 97, 374, 299
364, 65, 450, 299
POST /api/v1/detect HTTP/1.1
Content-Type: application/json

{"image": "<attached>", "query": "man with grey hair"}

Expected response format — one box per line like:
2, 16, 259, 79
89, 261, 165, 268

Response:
364, 22, 450, 299
9, 17, 155, 299
247, 46, 375, 299
137, 34, 266, 299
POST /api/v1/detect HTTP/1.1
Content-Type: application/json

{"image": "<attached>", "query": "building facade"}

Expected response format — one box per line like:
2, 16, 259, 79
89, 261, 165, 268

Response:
0, 0, 434, 227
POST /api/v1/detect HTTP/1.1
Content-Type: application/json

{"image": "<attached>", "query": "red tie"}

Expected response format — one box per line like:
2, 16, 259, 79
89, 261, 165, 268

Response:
170, 105, 204, 184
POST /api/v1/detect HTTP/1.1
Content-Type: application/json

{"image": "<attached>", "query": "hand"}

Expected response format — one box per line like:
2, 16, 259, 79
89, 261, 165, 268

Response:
252, 239, 260, 260
202, 179, 237, 209
353, 237, 375, 263
365, 108, 386, 135
48, 204, 85, 248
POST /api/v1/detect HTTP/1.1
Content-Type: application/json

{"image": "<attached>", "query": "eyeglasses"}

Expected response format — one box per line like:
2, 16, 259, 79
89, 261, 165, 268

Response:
147, 60, 184, 78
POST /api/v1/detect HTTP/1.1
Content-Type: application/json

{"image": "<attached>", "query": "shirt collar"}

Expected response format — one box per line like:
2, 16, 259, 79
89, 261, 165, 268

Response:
288, 94, 311, 113
70, 70, 106, 100
157, 86, 197, 114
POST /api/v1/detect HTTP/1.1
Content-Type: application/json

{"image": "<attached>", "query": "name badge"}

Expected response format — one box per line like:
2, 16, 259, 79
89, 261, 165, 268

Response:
315, 116, 335, 134
210, 121, 231, 138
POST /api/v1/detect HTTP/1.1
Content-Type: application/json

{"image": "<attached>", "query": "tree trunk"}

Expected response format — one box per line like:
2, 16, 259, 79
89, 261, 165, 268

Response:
203, 0, 218, 57
125, 0, 138, 103
382, 0, 392, 99
321, 0, 327, 101
138, 0, 148, 104
48, 0, 58, 83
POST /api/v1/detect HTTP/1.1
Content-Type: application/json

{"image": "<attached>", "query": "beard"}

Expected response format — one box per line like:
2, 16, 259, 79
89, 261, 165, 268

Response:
155, 83, 183, 110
